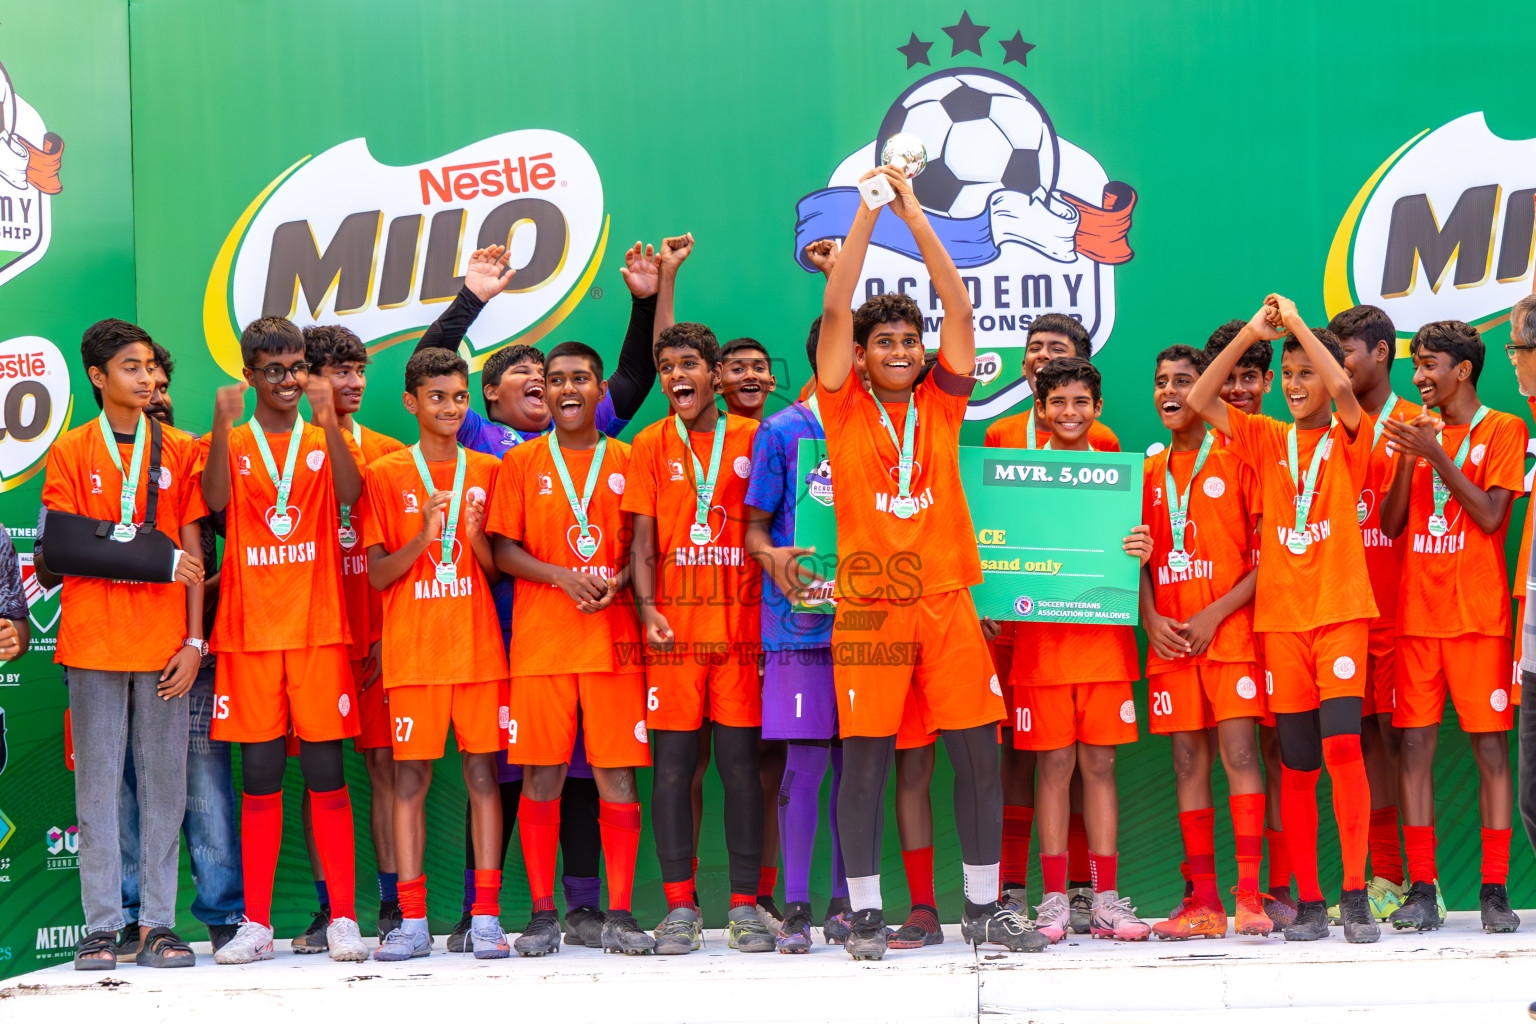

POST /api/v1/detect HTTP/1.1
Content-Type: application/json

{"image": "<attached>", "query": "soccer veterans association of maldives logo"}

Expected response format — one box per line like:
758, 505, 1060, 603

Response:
0, 59, 64, 291
792, 13, 1137, 419
204, 129, 606, 379
1325, 112, 1536, 348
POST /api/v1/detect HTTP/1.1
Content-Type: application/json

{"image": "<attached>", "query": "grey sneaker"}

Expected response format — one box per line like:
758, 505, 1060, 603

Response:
1068, 887, 1095, 934
214, 919, 275, 965
373, 919, 431, 961
513, 910, 561, 957
326, 916, 370, 962
726, 904, 775, 952
961, 903, 1050, 952
564, 906, 605, 948
470, 915, 510, 959
654, 905, 701, 955
600, 912, 656, 955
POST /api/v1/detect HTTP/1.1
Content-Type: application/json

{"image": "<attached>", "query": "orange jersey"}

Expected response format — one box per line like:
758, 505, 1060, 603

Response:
211, 421, 361, 653
1009, 621, 1140, 685
1513, 396, 1536, 597
42, 420, 209, 671
1141, 443, 1258, 672
486, 436, 642, 677
1223, 405, 1378, 632
1393, 408, 1527, 639
363, 447, 507, 687
816, 363, 979, 601
620, 412, 762, 649
340, 424, 406, 660
983, 413, 1121, 452
1358, 396, 1421, 631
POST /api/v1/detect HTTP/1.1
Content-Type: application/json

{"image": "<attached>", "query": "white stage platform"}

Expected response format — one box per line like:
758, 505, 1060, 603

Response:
3, 913, 1534, 1023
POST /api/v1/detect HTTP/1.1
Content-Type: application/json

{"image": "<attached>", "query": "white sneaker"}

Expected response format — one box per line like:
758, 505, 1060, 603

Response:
326, 916, 370, 962
1035, 892, 1069, 944
214, 919, 275, 964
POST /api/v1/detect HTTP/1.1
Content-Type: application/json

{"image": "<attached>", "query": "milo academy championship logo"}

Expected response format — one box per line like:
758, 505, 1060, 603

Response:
205, 129, 607, 378
0, 59, 64, 289
793, 14, 1137, 419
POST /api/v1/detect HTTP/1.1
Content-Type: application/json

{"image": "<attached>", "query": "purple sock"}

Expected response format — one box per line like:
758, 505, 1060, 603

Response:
828, 745, 848, 900
461, 868, 475, 914
781, 744, 829, 903
563, 875, 601, 910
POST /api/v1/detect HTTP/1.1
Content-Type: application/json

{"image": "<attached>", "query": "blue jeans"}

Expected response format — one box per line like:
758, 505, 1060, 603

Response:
121, 665, 244, 927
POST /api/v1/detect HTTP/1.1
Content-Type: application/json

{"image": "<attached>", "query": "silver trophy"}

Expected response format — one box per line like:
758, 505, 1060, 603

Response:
858, 132, 927, 211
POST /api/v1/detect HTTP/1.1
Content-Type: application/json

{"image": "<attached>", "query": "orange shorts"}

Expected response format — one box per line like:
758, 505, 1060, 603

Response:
355, 661, 392, 751
1514, 598, 1526, 707
387, 679, 509, 760
833, 589, 1004, 739
644, 646, 760, 731
1147, 661, 1264, 735
1011, 681, 1137, 751
1393, 634, 1513, 733
1362, 627, 1396, 716
1260, 620, 1369, 714
1254, 634, 1276, 729
895, 686, 937, 749
510, 672, 651, 768
212, 644, 357, 743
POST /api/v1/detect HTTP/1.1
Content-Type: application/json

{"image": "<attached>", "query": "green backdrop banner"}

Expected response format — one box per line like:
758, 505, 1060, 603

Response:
3, 0, 1535, 979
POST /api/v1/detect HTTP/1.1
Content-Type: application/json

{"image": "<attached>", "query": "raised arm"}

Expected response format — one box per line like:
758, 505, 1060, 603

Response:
201, 383, 248, 513
308, 378, 362, 506
1269, 294, 1362, 437
414, 246, 516, 354
608, 241, 661, 421
817, 188, 881, 392
653, 234, 693, 359
1187, 307, 1281, 438
883, 168, 974, 372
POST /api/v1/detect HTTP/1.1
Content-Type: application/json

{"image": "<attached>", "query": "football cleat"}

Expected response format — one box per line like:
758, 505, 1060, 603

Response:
564, 906, 605, 948
1338, 888, 1381, 943
445, 911, 473, 953
726, 904, 774, 952
844, 909, 888, 961
1389, 880, 1443, 932
1152, 898, 1226, 940
1067, 886, 1095, 934
1232, 889, 1275, 937
887, 905, 943, 949
1480, 883, 1520, 934
289, 909, 329, 954
961, 903, 1049, 952
600, 911, 656, 955
513, 910, 561, 957
1283, 899, 1329, 941
653, 906, 702, 955
1035, 892, 1070, 944
775, 901, 814, 954
1090, 890, 1150, 941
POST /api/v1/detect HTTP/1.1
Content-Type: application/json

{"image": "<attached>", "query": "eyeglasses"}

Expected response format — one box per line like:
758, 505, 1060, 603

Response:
1505, 343, 1536, 355
253, 361, 310, 383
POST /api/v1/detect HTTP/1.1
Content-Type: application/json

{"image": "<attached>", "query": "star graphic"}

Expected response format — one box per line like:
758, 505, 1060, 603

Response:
1000, 30, 1036, 67
896, 32, 933, 70
942, 10, 990, 57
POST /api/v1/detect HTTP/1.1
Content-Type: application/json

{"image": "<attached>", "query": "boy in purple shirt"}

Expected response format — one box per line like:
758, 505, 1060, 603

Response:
745, 315, 852, 952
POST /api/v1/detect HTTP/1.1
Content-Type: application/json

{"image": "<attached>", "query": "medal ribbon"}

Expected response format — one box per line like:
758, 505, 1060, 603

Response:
547, 432, 607, 547
410, 443, 466, 570
1286, 418, 1336, 545
1026, 413, 1038, 450
872, 393, 917, 504
1432, 405, 1489, 524
672, 405, 727, 532
805, 393, 823, 431
1165, 431, 1216, 560
1369, 393, 1400, 452
249, 415, 305, 521
339, 421, 362, 535
97, 411, 147, 533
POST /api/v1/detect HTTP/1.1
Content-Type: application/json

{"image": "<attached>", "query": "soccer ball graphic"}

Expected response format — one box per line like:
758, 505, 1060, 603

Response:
876, 68, 1058, 220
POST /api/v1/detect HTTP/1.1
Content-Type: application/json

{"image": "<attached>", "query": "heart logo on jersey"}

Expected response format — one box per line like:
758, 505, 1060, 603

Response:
263, 505, 302, 539
886, 459, 924, 487
566, 524, 604, 562
694, 505, 728, 545
426, 537, 465, 574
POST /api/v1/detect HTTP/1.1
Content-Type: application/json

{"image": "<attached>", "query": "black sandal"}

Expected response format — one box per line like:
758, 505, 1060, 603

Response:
74, 930, 118, 971
137, 926, 196, 968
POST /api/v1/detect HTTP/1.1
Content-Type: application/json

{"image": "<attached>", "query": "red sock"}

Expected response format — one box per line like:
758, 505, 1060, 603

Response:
398, 874, 427, 920
1041, 852, 1068, 895
902, 846, 936, 909
663, 880, 695, 911
1229, 793, 1265, 894
1368, 806, 1404, 885
1067, 813, 1090, 885
240, 792, 283, 928
1481, 827, 1511, 885
518, 795, 561, 914
1088, 851, 1117, 894
690, 856, 700, 902
758, 865, 778, 900
1322, 735, 1370, 892
730, 892, 756, 909
1403, 824, 1436, 884
471, 869, 500, 917
599, 800, 642, 913
1002, 806, 1034, 889
1265, 826, 1292, 890
1178, 808, 1219, 907
1281, 767, 1322, 902
308, 786, 356, 921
